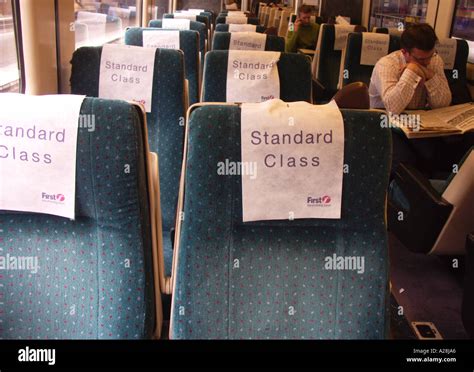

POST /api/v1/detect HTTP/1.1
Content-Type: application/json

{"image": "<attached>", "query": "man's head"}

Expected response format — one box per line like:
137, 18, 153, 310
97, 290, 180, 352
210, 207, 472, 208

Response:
401, 23, 438, 67
297, 4, 313, 25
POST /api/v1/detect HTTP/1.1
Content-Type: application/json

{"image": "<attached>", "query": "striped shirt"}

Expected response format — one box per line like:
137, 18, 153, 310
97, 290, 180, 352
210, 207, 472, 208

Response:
369, 50, 452, 115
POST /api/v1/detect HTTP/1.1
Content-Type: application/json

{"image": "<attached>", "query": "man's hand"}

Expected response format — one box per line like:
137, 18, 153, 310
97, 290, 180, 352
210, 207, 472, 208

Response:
418, 64, 435, 80
294, 18, 302, 32
405, 62, 426, 80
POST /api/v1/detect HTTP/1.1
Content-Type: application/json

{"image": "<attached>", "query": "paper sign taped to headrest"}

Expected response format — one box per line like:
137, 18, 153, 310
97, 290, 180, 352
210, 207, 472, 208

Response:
437, 39, 457, 70
226, 16, 248, 24
0, 93, 85, 219
334, 25, 355, 51
143, 30, 180, 49
241, 99, 345, 222
227, 50, 281, 103
360, 32, 390, 66
230, 32, 267, 50
229, 24, 257, 32
173, 13, 197, 21
162, 18, 191, 30
99, 44, 156, 112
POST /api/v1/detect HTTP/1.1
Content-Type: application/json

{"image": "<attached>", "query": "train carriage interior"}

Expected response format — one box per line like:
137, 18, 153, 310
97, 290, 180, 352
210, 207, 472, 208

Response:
1, 0, 474, 352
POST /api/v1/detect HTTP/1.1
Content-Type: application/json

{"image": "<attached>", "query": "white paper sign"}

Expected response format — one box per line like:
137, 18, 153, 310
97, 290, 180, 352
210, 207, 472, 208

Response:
230, 32, 266, 50
241, 99, 344, 222
99, 44, 155, 112
143, 30, 180, 49
162, 18, 191, 30
173, 13, 197, 21
360, 33, 390, 66
0, 94, 85, 219
226, 16, 248, 24
334, 25, 355, 51
437, 38, 457, 70
189, 9, 205, 13
227, 51, 281, 103
229, 24, 257, 32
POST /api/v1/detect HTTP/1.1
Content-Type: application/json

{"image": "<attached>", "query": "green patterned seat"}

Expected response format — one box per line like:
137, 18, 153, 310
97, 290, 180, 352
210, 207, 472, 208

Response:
170, 105, 392, 339
71, 47, 185, 276
125, 27, 200, 105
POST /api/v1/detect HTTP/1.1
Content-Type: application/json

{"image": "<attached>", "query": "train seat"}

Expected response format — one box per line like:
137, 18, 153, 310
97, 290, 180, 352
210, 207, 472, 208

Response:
125, 27, 200, 105
212, 31, 285, 52
215, 24, 266, 33
170, 104, 392, 339
149, 19, 207, 67
163, 13, 210, 34
0, 97, 159, 339
312, 24, 366, 102
339, 32, 401, 88
216, 15, 259, 25
443, 39, 471, 105
201, 50, 312, 103
71, 47, 186, 277
388, 147, 474, 255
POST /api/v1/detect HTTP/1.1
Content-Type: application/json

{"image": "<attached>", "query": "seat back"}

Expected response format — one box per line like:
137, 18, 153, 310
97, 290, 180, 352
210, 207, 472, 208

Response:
202, 50, 312, 102
443, 39, 471, 104
212, 31, 285, 51
164, 13, 210, 33
71, 47, 185, 276
0, 97, 157, 339
149, 19, 207, 56
216, 15, 259, 25
170, 104, 392, 339
278, 9, 292, 37
215, 23, 266, 33
125, 27, 200, 105
312, 24, 366, 100
340, 32, 401, 87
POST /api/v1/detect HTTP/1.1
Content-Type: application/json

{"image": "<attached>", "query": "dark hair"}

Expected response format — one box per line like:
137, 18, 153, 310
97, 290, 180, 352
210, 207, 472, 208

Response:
298, 4, 313, 15
401, 23, 438, 51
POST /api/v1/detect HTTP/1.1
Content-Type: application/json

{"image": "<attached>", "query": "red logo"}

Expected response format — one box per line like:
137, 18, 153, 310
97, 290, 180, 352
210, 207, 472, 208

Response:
322, 195, 331, 204
56, 194, 65, 202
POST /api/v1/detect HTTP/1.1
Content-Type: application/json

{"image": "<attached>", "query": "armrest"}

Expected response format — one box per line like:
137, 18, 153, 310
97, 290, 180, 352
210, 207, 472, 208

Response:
332, 82, 370, 109
388, 162, 453, 254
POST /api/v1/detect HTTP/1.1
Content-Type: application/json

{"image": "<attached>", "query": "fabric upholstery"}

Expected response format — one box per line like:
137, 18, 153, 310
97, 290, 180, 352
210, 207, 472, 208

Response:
125, 27, 200, 105
171, 105, 392, 339
316, 25, 365, 99
70, 47, 185, 276
342, 33, 401, 87
202, 51, 312, 102
216, 16, 259, 25
0, 98, 155, 339
212, 32, 285, 52
215, 24, 266, 33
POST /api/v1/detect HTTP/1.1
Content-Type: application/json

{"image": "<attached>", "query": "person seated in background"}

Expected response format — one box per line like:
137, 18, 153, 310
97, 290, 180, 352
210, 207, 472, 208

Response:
285, 4, 320, 53
369, 23, 451, 115
251, 0, 278, 16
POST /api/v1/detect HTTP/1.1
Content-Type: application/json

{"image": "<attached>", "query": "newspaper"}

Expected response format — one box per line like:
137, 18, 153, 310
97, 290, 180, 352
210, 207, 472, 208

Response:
389, 103, 474, 138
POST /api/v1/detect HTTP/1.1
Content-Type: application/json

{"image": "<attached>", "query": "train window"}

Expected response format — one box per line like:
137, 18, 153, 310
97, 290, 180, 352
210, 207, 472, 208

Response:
451, 0, 474, 63
73, 0, 140, 49
0, 0, 20, 93
369, 0, 429, 30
